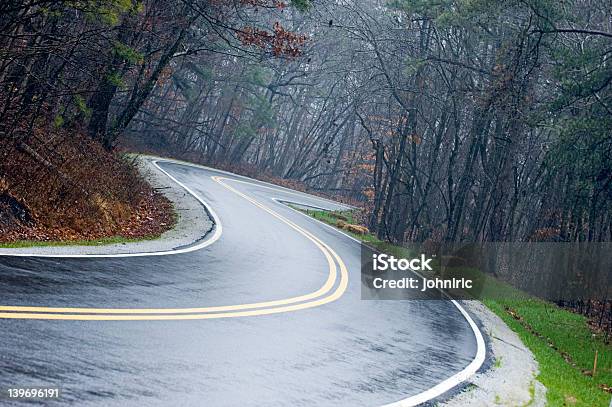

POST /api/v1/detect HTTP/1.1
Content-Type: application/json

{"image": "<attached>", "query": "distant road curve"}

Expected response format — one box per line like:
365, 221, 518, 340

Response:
0, 158, 485, 406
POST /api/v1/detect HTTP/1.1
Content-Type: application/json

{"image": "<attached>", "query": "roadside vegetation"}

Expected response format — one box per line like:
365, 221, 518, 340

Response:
486, 299, 611, 406
0, 135, 175, 244
0, 1, 305, 245
300, 207, 612, 407
0, 0, 609, 401
0, 234, 161, 249
298, 208, 382, 244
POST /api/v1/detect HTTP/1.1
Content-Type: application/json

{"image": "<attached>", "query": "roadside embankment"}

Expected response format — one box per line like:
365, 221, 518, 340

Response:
0, 155, 213, 255
440, 300, 546, 406
296, 207, 548, 406
0, 134, 175, 244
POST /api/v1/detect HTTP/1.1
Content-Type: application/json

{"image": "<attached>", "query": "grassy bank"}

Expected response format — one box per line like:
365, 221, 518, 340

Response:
0, 234, 160, 249
485, 299, 610, 406
299, 207, 612, 407
297, 208, 383, 244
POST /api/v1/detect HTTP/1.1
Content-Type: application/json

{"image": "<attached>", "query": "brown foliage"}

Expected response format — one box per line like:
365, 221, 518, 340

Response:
0, 131, 174, 242
529, 227, 561, 242
237, 22, 307, 57
329, 212, 348, 222
334, 219, 369, 235
345, 224, 369, 235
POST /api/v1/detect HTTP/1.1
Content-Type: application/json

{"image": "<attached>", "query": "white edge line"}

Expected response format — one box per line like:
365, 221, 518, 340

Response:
146, 155, 355, 211
278, 198, 486, 407
0, 160, 223, 258
0, 157, 351, 258
0, 158, 486, 405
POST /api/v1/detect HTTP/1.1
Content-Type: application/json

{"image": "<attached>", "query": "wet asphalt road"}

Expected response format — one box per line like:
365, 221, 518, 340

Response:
0, 161, 479, 406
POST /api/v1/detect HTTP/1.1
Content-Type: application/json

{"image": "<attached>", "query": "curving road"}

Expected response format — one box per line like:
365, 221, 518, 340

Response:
0, 160, 483, 406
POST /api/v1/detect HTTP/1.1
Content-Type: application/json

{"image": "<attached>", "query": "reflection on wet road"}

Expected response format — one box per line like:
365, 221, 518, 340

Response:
0, 161, 480, 406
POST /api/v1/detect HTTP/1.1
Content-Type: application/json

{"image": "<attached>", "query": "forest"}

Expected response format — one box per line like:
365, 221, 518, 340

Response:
1, 2, 611, 403
0, 0, 610, 244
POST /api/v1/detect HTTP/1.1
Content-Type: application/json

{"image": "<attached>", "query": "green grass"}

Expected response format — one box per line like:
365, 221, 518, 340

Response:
0, 235, 160, 249
441, 265, 611, 405
494, 356, 503, 369
296, 207, 384, 244
299, 207, 612, 407
485, 298, 611, 407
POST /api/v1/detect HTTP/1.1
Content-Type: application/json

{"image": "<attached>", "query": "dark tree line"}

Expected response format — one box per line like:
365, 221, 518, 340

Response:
127, 0, 611, 244
0, 0, 305, 146
1, 0, 610, 244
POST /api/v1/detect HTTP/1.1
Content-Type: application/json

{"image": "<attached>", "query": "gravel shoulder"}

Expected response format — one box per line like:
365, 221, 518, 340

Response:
440, 300, 547, 407
0, 157, 213, 255
0, 156, 547, 407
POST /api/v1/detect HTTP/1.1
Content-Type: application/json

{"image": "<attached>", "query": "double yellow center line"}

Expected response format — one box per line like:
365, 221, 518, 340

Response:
0, 176, 348, 320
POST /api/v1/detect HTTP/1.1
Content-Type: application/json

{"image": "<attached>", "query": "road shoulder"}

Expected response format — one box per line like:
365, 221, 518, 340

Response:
440, 300, 546, 407
0, 157, 213, 255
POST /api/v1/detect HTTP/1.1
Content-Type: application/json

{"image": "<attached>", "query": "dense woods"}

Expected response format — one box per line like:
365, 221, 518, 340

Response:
0, 0, 302, 239
0, 0, 610, 244
1, 3, 610, 402
127, 0, 611, 244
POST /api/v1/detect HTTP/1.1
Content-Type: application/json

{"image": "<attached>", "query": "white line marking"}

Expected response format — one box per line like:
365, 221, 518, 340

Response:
382, 300, 486, 406
0, 172, 350, 318
280, 201, 487, 406
0, 159, 222, 258
0, 158, 349, 258
0, 157, 486, 404
152, 156, 355, 211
